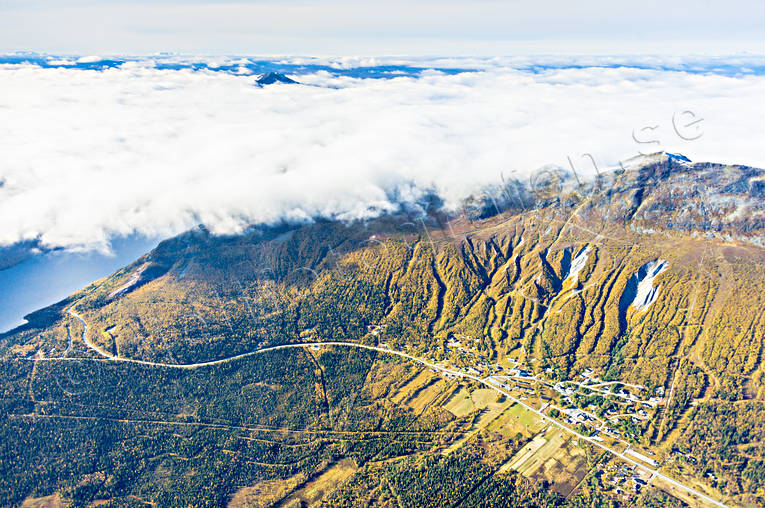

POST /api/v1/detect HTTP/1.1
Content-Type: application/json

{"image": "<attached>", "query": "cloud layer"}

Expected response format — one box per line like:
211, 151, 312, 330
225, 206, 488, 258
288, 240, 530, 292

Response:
1, 59, 764, 252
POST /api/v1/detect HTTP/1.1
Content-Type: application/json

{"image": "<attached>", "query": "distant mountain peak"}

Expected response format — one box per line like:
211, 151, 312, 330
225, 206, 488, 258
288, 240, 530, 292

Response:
665, 152, 691, 163
255, 72, 298, 86
618, 151, 690, 172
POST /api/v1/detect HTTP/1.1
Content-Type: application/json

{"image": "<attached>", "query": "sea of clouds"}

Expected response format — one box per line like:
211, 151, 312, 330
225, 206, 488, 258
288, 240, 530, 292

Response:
1, 56, 764, 253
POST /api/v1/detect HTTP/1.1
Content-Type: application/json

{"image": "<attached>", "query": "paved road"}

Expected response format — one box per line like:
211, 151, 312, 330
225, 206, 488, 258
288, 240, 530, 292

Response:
35, 309, 725, 507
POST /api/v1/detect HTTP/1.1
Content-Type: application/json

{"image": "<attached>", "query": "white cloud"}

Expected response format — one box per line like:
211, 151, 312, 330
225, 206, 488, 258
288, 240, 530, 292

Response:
1, 60, 764, 252
76, 55, 103, 64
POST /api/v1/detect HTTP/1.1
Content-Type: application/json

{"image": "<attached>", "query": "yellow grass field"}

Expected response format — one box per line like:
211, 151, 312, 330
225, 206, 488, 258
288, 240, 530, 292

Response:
444, 386, 504, 417
444, 386, 475, 417
389, 370, 433, 405
489, 402, 546, 438
443, 388, 514, 455
229, 476, 305, 508
280, 458, 359, 507
405, 377, 451, 413
21, 494, 63, 508
230, 459, 358, 508
501, 426, 589, 496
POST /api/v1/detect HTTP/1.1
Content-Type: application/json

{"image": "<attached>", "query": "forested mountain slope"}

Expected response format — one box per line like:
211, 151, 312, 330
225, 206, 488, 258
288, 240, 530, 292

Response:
1, 153, 763, 507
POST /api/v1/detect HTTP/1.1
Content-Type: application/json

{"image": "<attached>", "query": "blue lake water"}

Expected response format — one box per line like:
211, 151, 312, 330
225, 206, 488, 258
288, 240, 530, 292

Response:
0, 235, 161, 333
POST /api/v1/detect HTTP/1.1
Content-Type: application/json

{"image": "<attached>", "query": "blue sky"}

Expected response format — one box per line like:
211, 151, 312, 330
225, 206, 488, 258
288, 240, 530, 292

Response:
2, 0, 764, 55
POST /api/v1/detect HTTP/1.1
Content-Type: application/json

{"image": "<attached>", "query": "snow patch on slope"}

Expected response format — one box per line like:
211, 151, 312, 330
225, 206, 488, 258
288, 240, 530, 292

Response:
565, 245, 591, 284
108, 268, 144, 298
631, 260, 668, 312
